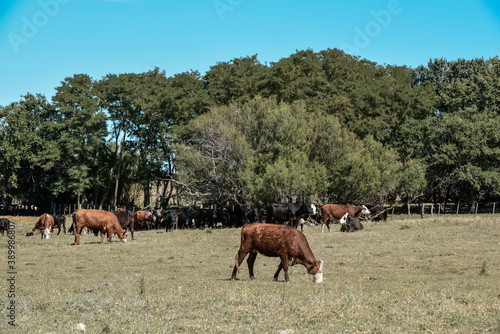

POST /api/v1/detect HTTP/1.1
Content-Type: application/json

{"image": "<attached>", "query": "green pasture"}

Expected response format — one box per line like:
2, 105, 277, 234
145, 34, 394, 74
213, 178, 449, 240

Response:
1, 214, 499, 333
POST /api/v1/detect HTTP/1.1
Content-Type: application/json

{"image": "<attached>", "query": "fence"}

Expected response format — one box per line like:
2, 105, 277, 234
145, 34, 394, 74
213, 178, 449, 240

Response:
54, 204, 147, 215
390, 202, 497, 219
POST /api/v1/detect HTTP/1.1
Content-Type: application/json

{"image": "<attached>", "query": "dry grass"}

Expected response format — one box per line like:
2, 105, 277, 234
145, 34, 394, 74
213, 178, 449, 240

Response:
1, 214, 500, 333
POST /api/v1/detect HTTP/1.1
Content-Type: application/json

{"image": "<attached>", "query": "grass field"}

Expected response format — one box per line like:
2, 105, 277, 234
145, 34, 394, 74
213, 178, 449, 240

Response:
1, 214, 499, 333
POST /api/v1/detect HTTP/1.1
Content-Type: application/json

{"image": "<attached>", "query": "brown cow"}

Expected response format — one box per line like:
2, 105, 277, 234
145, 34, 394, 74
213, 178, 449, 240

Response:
32, 213, 54, 239
134, 210, 155, 230
231, 223, 323, 283
72, 209, 127, 245
321, 204, 370, 232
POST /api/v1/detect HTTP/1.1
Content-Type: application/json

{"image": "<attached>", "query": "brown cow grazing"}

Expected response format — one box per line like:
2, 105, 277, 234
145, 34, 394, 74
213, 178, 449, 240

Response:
32, 213, 54, 239
134, 210, 155, 230
231, 223, 323, 283
321, 204, 370, 233
73, 209, 127, 245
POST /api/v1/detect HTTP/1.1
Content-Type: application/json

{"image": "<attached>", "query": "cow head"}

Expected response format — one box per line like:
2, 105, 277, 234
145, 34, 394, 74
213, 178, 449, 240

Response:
42, 227, 51, 239
309, 204, 317, 215
361, 205, 371, 216
309, 260, 324, 283
119, 231, 127, 243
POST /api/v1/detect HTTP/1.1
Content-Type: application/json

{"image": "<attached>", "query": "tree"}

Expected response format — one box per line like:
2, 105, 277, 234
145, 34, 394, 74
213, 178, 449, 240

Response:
174, 104, 254, 205
52, 74, 108, 207
204, 55, 269, 106
394, 108, 500, 205
0, 93, 58, 207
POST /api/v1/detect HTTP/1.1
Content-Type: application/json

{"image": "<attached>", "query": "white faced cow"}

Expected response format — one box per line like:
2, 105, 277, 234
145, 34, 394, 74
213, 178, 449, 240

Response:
320, 204, 370, 232
231, 223, 323, 283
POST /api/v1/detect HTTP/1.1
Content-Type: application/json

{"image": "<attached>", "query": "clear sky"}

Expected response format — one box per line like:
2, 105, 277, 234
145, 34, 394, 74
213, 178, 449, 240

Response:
1, 0, 499, 107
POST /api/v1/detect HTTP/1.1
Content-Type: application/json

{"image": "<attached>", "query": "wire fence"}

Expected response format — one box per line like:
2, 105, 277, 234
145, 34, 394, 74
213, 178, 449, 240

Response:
389, 202, 497, 219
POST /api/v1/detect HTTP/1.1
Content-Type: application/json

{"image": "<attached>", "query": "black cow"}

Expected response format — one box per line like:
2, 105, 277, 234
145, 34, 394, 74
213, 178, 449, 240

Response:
266, 203, 314, 229
53, 214, 67, 235
0, 218, 11, 236
113, 210, 135, 240
245, 207, 260, 224
193, 207, 217, 229
227, 205, 246, 228
163, 208, 191, 231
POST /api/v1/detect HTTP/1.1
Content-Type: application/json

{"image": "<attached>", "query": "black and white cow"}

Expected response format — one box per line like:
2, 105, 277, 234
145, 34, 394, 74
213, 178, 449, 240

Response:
266, 203, 315, 229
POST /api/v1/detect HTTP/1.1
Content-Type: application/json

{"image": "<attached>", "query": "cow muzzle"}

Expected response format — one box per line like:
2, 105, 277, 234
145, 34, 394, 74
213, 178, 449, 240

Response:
310, 260, 323, 283
42, 228, 51, 239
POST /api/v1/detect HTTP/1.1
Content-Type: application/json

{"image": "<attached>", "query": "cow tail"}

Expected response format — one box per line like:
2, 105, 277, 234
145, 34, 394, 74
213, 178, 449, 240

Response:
234, 253, 240, 272
72, 213, 76, 233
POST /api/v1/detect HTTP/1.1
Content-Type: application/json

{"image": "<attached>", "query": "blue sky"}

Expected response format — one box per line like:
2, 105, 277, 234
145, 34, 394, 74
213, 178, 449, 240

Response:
1, 0, 499, 107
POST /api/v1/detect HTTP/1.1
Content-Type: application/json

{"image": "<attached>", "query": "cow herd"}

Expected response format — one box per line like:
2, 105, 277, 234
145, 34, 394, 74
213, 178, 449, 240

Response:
5, 203, 386, 283
15, 203, 384, 242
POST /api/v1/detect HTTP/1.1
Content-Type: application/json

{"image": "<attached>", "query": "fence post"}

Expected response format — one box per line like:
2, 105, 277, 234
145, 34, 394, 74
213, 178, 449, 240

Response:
475, 202, 479, 215
421, 203, 425, 219
407, 203, 411, 219
456, 203, 460, 216
493, 203, 496, 216
438, 203, 441, 215
431, 204, 434, 218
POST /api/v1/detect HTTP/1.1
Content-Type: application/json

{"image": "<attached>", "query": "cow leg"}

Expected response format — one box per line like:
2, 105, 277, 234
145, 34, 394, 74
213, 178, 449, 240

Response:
247, 251, 258, 280
74, 226, 82, 245
130, 225, 135, 241
231, 250, 248, 281
57, 224, 61, 235
282, 256, 291, 282
273, 262, 283, 281
100, 232, 106, 244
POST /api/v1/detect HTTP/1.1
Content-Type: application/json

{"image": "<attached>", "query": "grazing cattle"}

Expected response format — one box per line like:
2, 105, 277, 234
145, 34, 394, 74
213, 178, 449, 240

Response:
231, 223, 323, 283
134, 210, 155, 230
197, 207, 217, 229
245, 207, 260, 224
113, 210, 135, 240
31, 213, 54, 239
227, 205, 247, 228
339, 213, 364, 232
0, 218, 11, 236
152, 208, 166, 229
73, 209, 127, 245
215, 208, 231, 228
163, 208, 183, 231
266, 203, 314, 229
321, 204, 371, 232
53, 214, 67, 235
163, 207, 195, 231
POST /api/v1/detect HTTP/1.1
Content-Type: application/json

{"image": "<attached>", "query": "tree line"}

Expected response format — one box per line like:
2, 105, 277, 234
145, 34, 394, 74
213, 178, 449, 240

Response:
1, 49, 499, 211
